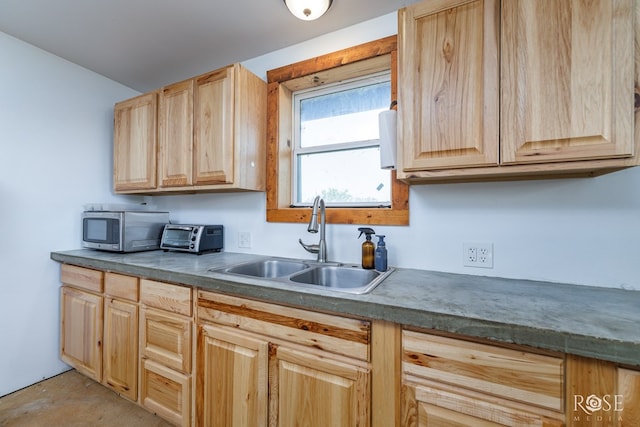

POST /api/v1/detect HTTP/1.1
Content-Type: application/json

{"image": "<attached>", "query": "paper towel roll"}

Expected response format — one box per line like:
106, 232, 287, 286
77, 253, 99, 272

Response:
378, 109, 397, 170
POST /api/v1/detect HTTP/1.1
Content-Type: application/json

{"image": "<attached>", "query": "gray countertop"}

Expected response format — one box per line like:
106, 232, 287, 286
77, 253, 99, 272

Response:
50, 249, 640, 366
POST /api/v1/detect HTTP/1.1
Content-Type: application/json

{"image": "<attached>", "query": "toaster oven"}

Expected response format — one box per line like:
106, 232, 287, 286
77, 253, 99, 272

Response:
160, 224, 223, 254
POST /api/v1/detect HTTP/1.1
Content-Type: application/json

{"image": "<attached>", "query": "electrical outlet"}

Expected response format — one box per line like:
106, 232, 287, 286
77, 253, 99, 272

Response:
463, 242, 493, 268
238, 232, 252, 249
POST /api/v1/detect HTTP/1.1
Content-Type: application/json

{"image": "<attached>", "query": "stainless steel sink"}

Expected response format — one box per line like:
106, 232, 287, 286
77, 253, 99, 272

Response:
210, 258, 394, 294
289, 265, 387, 294
221, 259, 310, 278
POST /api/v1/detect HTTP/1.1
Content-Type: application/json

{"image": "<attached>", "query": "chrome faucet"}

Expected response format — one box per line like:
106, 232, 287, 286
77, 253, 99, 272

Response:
298, 196, 327, 262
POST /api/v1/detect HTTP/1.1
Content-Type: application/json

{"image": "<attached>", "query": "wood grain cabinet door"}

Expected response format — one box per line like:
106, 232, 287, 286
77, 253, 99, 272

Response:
500, 0, 634, 164
159, 79, 194, 187
271, 345, 371, 427
398, 0, 499, 171
103, 297, 138, 401
113, 92, 158, 192
618, 368, 640, 426
193, 66, 235, 185
197, 324, 268, 427
60, 286, 103, 382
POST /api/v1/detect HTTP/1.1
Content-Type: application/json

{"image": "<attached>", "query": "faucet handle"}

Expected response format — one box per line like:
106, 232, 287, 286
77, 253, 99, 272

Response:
298, 238, 319, 254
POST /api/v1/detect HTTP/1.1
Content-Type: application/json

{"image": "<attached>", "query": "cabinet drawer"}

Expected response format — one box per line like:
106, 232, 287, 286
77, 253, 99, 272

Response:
105, 272, 139, 302
141, 308, 192, 373
61, 264, 103, 293
141, 279, 192, 316
402, 330, 564, 412
405, 382, 564, 427
140, 358, 190, 427
198, 290, 370, 362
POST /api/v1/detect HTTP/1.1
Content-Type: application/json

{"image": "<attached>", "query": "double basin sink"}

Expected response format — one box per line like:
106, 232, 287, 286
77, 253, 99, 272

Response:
210, 258, 394, 294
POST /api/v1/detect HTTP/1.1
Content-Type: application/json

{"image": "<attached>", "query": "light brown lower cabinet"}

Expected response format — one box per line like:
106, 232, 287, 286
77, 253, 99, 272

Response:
273, 345, 370, 426
401, 329, 566, 427
140, 308, 192, 373
60, 285, 103, 382
103, 297, 138, 400
567, 354, 640, 427
617, 368, 640, 426
140, 358, 191, 427
196, 290, 371, 427
139, 279, 194, 427
59, 264, 640, 427
102, 272, 139, 402
60, 266, 141, 401
198, 324, 268, 427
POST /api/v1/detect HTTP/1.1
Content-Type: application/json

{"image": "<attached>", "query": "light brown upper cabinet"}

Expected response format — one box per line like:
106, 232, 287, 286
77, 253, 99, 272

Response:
398, 0, 499, 171
159, 79, 194, 188
397, 0, 638, 183
193, 67, 237, 185
501, 0, 634, 164
113, 92, 158, 191
114, 63, 266, 194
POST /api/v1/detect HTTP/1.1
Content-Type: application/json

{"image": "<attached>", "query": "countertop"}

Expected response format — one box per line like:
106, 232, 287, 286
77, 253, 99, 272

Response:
50, 249, 640, 366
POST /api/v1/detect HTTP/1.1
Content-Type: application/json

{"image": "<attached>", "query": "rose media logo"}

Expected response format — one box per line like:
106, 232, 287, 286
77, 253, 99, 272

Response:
573, 394, 623, 424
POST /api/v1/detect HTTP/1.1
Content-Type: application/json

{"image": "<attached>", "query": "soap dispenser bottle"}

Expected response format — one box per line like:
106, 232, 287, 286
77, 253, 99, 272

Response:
374, 235, 388, 272
357, 227, 376, 269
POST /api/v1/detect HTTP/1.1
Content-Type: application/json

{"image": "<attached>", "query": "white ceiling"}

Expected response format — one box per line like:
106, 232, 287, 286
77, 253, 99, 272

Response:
0, 0, 417, 92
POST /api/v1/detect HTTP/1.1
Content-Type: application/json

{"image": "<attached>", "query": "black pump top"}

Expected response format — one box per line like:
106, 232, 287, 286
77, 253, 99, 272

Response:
358, 227, 375, 240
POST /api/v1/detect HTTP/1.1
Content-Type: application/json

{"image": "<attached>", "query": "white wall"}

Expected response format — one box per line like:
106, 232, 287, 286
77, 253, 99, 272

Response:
152, 13, 640, 291
2, 11, 639, 397
0, 32, 141, 396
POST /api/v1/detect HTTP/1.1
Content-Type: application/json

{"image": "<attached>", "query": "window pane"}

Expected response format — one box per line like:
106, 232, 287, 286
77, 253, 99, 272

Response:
297, 147, 391, 205
299, 80, 391, 148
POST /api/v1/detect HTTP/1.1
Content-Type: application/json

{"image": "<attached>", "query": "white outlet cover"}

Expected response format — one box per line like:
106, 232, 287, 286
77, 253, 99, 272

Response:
463, 242, 493, 268
238, 231, 252, 249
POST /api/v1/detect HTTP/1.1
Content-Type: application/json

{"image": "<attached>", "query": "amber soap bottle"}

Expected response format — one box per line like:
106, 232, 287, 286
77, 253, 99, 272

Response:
358, 227, 376, 269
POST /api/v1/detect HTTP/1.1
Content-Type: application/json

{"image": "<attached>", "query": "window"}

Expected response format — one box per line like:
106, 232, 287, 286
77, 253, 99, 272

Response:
293, 71, 392, 206
266, 36, 409, 225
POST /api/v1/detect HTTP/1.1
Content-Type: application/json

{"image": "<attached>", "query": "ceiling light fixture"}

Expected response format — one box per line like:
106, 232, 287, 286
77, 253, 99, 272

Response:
283, 0, 333, 21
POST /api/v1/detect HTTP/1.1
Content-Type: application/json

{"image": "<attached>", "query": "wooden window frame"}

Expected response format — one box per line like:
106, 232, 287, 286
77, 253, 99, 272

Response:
266, 35, 409, 225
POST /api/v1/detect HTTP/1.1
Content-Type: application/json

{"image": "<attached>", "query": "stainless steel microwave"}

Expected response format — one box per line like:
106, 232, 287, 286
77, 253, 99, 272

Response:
82, 211, 169, 252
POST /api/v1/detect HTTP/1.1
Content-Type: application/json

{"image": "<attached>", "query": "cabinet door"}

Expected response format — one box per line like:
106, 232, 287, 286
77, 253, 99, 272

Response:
197, 324, 268, 427
60, 286, 103, 382
398, 0, 499, 171
113, 92, 157, 191
103, 298, 138, 401
618, 368, 640, 426
501, 0, 634, 164
193, 66, 235, 185
159, 79, 194, 187
272, 345, 370, 427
